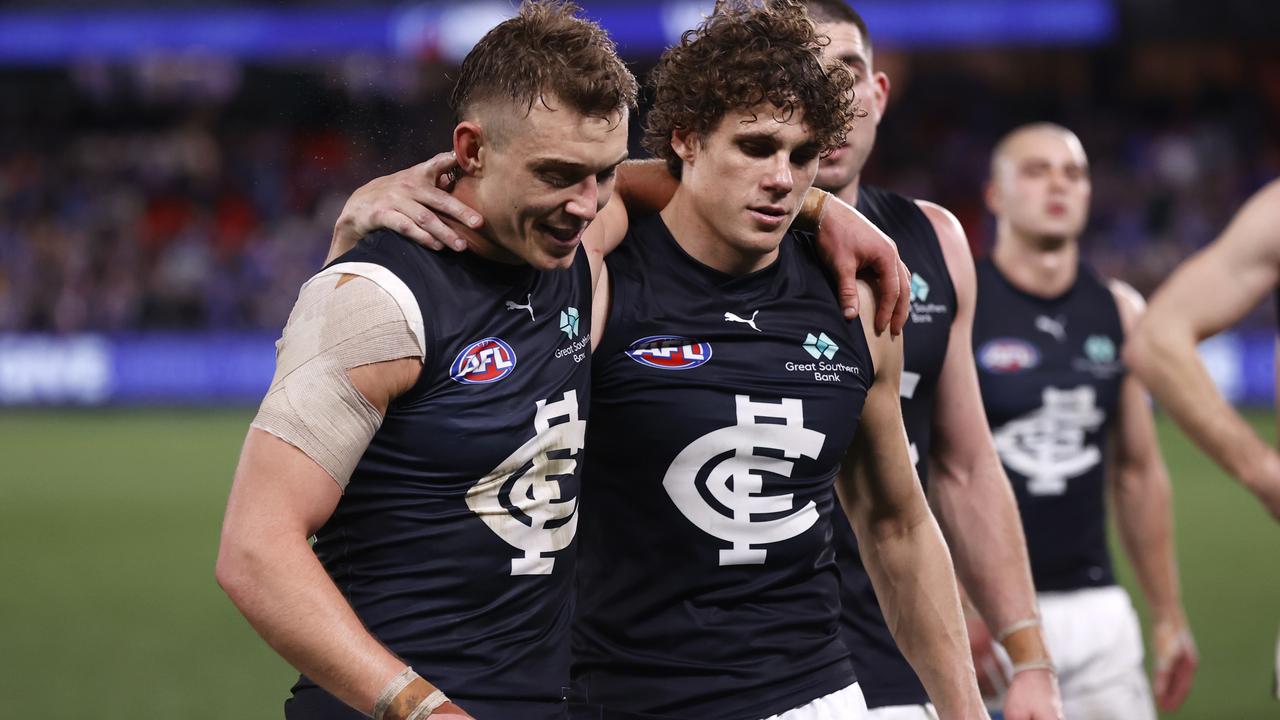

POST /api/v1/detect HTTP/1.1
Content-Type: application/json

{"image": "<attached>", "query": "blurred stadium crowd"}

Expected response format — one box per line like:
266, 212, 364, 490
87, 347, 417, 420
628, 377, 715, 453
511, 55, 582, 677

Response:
2, 43, 1277, 334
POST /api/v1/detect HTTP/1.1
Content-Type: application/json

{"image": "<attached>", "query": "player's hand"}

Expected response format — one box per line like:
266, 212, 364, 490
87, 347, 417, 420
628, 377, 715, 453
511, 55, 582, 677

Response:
813, 195, 910, 335
1002, 668, 1063, 720
1152, 615, 1198, 712
327, 152, 483, 263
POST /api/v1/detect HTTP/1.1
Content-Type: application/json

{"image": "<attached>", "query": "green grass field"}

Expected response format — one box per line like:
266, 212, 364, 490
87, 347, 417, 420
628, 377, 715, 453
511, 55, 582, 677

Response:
1, 409, 1277, 718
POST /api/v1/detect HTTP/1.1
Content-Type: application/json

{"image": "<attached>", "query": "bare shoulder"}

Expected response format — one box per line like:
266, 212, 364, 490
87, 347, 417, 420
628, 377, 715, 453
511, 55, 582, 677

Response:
915, 199, 975, 276
1107, 278, 1146, 332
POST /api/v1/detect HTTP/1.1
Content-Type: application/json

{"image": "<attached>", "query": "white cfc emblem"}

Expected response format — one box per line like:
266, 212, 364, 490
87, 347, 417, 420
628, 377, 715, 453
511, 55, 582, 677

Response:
664, 395, 826, 566
466, 390, 584, 575
993, 386, 1105, 496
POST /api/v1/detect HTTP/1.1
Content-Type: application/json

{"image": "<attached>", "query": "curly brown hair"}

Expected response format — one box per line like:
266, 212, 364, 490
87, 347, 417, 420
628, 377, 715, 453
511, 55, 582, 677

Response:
450, 1, 638, 125
643, 0, 860, 178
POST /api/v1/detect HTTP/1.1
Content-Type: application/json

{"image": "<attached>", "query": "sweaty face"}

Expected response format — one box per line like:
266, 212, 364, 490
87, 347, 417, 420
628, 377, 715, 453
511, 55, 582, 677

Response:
989, 128, 1091, 244
474, 100, 629, 270
814, 22, 882, 193
678, 104, 822, 269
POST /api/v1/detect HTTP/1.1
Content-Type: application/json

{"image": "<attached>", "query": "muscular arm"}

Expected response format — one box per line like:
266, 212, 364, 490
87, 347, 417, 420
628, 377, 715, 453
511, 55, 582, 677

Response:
838, 282, 987, 720
215, 277, 469, 719
1109, 281, 1197, 711
916, 203, 1059, 719
1124, 180, 1280, 519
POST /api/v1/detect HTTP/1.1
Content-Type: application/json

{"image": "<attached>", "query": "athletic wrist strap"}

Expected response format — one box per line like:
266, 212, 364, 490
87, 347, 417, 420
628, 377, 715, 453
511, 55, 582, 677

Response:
996, 617, 1041, 645
798, 188, 832, 230
405, 690, 450, 719
373, 667, 419, 720
1012, 660, 1057, 676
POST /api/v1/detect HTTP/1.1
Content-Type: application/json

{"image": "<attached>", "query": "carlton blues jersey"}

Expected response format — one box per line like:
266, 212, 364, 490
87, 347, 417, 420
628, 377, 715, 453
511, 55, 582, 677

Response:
834, 185, 956, 708
572, 214, 875, 720
973, 258, 1125, 592
285, 230, 593, 720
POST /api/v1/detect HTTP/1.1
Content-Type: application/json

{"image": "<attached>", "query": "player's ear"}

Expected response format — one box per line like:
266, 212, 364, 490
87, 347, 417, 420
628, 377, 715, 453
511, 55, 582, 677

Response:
983, 178, 1001, 215
454, 121, 486, 178
871, 71, 891, 121
670, 129, 699, 168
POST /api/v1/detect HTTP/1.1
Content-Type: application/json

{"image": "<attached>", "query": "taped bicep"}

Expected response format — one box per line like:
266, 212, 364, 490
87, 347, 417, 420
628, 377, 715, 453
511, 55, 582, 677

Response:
251, 263, 426, 490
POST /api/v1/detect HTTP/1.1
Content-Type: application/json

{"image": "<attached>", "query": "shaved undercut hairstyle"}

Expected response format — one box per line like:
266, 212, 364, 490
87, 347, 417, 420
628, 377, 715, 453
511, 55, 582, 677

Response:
800, 0, 871, 51
449, 0, 638, 125
643, 0, 859, 178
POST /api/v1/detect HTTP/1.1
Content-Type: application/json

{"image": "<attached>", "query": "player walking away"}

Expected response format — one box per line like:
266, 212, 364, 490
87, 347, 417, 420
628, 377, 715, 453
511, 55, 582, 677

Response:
215, 3, 636, 718
974, 122, 1198, 718
798, 2, 1061, 717
1124, 178, 1280, 523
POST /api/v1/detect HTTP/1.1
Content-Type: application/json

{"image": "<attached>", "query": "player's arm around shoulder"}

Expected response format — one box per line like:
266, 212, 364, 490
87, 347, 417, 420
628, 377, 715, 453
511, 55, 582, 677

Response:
1107, 279, 1199, 713
840, 281, 989, 720
215, 272, 468, 719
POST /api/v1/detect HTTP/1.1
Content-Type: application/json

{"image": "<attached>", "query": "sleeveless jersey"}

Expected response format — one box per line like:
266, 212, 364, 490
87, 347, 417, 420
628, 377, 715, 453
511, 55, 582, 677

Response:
573, 214, 875, 720
833, 185, 957, 708
285, 230, 593, 720
972, 257, 1125, 592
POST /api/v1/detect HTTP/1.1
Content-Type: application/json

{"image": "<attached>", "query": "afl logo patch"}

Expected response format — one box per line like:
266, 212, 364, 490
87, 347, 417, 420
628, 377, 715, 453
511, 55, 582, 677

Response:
979, 338, 1040, 373
625, 336, 712, 370
450, 337, 517, 384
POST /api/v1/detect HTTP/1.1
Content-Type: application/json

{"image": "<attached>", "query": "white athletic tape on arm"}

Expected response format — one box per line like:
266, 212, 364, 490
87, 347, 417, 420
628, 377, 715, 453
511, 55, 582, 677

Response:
251, 266, 425, 489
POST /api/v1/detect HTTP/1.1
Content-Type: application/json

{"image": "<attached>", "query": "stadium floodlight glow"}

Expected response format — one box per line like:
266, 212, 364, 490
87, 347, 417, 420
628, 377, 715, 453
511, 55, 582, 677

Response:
0, 0, 1117, 66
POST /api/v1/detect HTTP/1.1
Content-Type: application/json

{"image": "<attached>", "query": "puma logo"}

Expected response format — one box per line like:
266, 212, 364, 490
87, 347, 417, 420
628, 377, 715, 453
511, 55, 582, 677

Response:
724, 310, 761, 332
505, 294, 535, 322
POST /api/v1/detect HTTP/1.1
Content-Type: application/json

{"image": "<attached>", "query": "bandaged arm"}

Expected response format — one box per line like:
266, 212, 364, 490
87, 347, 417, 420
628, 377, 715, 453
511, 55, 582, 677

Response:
217, 266, 467, 719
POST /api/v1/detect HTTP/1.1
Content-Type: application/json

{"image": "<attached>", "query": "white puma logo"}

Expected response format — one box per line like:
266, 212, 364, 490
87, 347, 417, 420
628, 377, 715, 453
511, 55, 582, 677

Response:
724, 310, 761, 332
1035, 314, 1066, 343
505, 294, 535, 322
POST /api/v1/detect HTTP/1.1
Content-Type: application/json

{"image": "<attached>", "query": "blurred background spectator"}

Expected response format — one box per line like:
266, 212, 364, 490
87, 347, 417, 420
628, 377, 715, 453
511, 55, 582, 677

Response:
0, 1, 1276, 331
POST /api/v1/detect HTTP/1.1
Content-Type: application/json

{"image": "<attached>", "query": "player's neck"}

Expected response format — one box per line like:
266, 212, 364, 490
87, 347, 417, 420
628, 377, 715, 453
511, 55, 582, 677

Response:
831, 175, 861, 208
448, 179, 524, 265
992, 229, 1079, 299
660, 189, 779, 276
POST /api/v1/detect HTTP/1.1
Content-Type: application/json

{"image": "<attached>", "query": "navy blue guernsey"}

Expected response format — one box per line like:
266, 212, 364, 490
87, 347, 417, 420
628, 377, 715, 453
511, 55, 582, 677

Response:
572, 214, 874, 720
972, 258, 1125, 592
833, 185, 956, 708
285, 230, 592, 720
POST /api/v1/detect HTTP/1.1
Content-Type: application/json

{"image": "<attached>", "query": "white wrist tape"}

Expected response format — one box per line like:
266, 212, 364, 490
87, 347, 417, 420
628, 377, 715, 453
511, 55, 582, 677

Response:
996, 617, 1041, 645
373, 667, 421, 720
252, 263, 425, 489
405, 690, 450, 719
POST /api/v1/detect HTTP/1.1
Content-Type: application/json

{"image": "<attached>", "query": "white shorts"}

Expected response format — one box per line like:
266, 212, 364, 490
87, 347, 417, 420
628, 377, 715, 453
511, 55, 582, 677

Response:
867, 702, 938, 719
1007, 586, 1155, 720
760, 683, 869, 720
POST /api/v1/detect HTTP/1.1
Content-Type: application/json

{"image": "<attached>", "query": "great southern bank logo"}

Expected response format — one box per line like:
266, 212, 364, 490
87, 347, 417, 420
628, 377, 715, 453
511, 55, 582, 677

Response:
802, 332, 839, 360
450, 337, 517, 384
625, 335, 712, 370
910, 272, 930, 303
560, 307, 580, 339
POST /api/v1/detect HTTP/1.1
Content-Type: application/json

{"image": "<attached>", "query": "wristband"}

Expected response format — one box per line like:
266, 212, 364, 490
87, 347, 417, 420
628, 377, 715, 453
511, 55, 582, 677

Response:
374, 667, 420, 720
405, 690, 450, 719
1011, 660, 1057, 676
996, 617, 1041, 645
799, 188, 832, 231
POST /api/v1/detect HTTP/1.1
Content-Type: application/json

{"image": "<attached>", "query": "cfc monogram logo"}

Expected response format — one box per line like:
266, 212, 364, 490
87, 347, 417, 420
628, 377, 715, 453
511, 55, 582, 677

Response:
993, 386, 1105, 496
467, 391, 584, 575
664, 395, 826, 566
